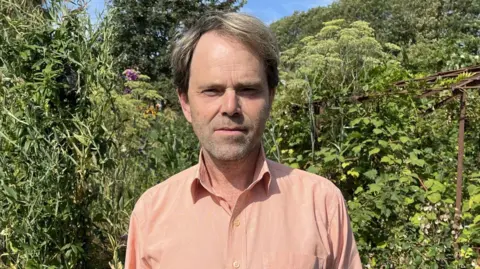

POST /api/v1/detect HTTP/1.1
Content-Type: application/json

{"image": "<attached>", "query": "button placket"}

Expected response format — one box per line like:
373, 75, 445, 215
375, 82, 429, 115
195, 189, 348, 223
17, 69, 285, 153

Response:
227, 192, 249, 269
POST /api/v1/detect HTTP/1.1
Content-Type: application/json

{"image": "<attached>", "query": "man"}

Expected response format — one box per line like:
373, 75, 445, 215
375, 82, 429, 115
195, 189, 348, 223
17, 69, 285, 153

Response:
125, 12, 362, 269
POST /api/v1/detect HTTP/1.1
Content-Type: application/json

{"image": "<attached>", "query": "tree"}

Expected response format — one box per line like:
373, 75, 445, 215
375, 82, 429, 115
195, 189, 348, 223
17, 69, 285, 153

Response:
270, 6, 339, 50
109, 0, 245, 81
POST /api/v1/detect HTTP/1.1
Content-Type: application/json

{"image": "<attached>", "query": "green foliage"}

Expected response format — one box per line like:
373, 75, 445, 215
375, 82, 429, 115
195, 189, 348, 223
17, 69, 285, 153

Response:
268, 20, 480, 268
0, 0, 198, 267
109, 0, 245, 81
0, 0, 119, 266
270, 6, 339, 50
272, 0, 480, 73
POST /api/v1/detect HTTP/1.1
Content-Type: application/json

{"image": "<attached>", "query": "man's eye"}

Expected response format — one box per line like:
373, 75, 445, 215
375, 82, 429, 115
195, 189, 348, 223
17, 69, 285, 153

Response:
202, 89, 219, 96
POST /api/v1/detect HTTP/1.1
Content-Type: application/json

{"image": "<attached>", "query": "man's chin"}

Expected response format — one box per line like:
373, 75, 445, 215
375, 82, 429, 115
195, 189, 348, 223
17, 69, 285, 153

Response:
207, 145, 252, 162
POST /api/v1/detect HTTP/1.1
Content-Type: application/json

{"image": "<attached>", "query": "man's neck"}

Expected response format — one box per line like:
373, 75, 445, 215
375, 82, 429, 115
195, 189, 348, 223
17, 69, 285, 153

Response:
202, 145, 261, 195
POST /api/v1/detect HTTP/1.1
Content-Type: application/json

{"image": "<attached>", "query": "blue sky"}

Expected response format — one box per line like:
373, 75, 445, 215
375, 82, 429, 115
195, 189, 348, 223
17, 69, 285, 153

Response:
87, 0, 335, 25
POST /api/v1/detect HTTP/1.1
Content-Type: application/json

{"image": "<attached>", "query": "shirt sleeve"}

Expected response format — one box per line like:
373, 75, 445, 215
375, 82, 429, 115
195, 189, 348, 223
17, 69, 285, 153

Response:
125, 212, 149, 269
327, 190, 363, 269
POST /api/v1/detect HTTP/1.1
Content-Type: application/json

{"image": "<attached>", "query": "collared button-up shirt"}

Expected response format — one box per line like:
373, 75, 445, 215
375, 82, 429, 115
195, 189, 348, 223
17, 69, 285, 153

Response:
125, 148, 362, 269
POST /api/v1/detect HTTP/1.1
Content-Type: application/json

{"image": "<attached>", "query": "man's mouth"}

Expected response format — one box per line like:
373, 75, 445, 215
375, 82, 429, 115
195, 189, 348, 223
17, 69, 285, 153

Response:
215, 127, 247, 134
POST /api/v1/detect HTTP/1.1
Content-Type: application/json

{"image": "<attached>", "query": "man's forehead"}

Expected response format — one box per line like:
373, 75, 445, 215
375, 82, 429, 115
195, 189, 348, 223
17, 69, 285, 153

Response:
192, 32, 261, 63
189, 32, 266, 82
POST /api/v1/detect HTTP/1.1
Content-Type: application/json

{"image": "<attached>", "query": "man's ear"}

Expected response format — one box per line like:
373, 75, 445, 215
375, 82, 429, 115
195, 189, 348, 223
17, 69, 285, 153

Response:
177, 89, 192, 123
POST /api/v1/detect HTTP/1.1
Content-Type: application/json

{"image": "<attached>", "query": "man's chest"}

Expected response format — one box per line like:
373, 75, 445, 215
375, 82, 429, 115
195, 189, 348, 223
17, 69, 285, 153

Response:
141, 193, 329, 269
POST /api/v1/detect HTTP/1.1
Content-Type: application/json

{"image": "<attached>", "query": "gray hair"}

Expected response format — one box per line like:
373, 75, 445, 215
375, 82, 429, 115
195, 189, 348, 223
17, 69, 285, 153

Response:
171, 12, 280, 95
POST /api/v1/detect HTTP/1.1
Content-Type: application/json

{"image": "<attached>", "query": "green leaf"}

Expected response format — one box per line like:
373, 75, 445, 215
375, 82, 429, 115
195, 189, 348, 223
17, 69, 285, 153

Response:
307, 166, 319, 174
363, 169, 378, 180
427, 193, 441, 203
425, 179, 446, 193
410, 213, 424, 226
378, 140, 388, 147
377, 242, 387, 249
404, 197, 414, 205
341, 162, 352, 168
474, 215, 480, 224
424, 179, 434, 189
369, 183, 381, 193
354, 186, 364, 194
390, 143, 403, 151
411, 158, 425, 167
380, 155, 394, 165
471, 194, 480, 204
350, 118, 362, 126
368, 147, 380, 156
324, 154, 336, 162
372, 119, 384, 127
467, 184, 480, 195
3, 185, 17, 201
352, 144, 363, 154
290, 163, 300, 169
426, 212, 436, 220
373, 128, 383, 134
444, 198, 454, 204
399, 136, 410, 143
74, 134, 90, 146
347, 169, 360, 178
431, 183, 446, 193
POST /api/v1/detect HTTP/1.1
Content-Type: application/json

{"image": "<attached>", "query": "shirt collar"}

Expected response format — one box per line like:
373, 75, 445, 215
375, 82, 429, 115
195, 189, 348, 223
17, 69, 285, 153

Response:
190, 145, 271, 203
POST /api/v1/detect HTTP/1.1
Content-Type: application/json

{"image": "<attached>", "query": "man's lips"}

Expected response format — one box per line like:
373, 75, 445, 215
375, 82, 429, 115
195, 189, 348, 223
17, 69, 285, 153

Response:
214, 127, 247, 134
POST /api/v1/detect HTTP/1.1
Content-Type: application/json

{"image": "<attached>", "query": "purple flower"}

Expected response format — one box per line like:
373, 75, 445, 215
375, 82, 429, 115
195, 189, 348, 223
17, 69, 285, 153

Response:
124, 69, 139, 81
123, 86, 132, 94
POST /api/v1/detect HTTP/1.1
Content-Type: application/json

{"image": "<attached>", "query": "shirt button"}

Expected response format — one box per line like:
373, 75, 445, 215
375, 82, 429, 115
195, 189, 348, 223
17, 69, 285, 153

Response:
233, 261, 240, 268
234, 219, 240, 227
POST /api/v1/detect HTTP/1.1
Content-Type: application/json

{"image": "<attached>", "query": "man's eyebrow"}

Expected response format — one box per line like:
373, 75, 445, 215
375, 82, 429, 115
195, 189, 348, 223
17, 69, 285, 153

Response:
235, 81, 264, 89
198, 83, 225, 90
198, 81, 265, 90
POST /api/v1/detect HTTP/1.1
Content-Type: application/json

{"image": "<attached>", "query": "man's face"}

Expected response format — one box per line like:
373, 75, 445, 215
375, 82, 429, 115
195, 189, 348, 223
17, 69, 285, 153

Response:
179, 31, 274, 161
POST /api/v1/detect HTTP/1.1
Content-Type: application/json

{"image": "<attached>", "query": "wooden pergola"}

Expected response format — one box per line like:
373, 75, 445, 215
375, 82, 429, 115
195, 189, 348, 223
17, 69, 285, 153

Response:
395, 65, 480, 233
356, 65, 480, 259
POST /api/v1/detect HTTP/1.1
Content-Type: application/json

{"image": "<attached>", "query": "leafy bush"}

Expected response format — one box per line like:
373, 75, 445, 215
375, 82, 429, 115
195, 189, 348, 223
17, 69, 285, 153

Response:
0, 1, 198, 267
268, 20, 480, 268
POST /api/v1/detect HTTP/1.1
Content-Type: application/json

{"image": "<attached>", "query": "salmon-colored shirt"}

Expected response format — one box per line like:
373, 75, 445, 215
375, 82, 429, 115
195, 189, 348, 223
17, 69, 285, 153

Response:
125, 148, 362, 269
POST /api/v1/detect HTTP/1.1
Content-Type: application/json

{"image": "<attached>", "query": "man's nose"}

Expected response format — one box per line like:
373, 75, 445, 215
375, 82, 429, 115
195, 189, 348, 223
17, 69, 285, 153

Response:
221, 89, 241, 116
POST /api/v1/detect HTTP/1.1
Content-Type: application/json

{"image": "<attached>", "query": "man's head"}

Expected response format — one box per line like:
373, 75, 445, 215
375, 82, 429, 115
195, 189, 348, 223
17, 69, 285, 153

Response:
171, 12, 279, 162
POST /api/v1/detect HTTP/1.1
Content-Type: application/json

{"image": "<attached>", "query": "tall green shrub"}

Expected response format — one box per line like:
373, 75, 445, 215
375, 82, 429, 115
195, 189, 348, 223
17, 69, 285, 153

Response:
0, 0, 120, 266
268, 20, 480, 268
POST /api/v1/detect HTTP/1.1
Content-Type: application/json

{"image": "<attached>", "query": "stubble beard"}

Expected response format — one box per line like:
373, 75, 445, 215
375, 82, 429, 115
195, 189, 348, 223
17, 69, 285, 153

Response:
193, 104, 270, 162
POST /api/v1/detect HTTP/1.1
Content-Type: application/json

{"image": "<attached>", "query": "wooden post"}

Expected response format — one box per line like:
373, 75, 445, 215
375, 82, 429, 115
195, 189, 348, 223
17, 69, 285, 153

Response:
454, 90, 466, 259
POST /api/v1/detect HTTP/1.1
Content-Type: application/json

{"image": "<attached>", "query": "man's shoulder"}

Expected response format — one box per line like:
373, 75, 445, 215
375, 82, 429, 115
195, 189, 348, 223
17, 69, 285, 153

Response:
132, 164, 198, 214
267, 159, 344, 199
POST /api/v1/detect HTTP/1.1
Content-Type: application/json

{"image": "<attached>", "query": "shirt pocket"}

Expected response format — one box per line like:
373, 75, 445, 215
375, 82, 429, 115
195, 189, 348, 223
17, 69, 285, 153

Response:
262, 252, 323, 269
